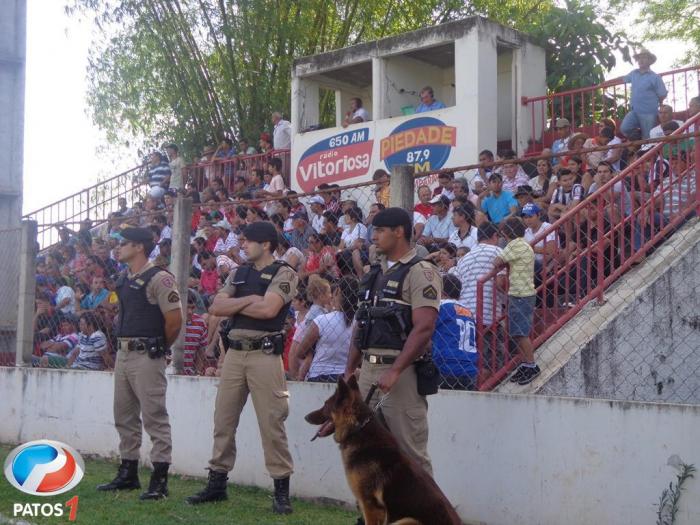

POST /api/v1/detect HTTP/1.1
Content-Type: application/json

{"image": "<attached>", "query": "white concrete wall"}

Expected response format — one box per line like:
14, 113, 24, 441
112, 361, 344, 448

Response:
1, 367, 699, 525
496, 50, 513, 143
514, 40, 547, 153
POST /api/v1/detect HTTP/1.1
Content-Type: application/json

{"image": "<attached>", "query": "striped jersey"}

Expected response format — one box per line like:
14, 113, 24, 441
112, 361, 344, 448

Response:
71, 330, 108, 370
184, 313, 208, 375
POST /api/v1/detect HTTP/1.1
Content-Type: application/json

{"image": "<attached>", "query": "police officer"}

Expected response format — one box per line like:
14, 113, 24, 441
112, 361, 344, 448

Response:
345, 207, 441, 476
187, 221, 298, 514
97, 227, 183, 500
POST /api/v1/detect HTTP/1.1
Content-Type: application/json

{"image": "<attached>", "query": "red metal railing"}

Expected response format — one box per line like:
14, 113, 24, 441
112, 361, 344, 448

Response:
184, 149, 291, 192
476, 113, 699, 390
522, 66, 700, 154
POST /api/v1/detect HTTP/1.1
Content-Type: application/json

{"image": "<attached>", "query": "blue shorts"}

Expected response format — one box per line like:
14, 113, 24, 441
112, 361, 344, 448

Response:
508, 295, 535, 337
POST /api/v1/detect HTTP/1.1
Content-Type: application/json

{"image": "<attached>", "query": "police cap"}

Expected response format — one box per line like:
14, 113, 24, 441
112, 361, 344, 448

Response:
120, 227, 153, 244
372, 207, 411, 229
243, 221, 278, 243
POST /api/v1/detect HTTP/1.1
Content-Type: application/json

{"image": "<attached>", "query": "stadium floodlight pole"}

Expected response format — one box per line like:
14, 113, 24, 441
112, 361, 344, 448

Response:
390, 164, 415, 211
169, 196, 192, 374
16, 220, 37, 366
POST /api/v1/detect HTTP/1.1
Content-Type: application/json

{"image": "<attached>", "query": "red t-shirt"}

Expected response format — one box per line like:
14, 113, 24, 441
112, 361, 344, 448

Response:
414, 202, 432, 218
200, 269, 218, 295
184, 313, 208, 375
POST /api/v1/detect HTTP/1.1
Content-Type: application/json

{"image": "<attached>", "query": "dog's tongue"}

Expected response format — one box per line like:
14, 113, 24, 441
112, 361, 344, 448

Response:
311, 420, 335, 441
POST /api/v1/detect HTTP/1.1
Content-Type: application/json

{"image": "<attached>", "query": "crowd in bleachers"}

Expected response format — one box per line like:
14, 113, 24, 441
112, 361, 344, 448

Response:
30, 93, 698, 389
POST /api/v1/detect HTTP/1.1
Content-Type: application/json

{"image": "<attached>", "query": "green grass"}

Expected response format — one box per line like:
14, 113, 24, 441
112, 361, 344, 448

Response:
0, 445, 356, 525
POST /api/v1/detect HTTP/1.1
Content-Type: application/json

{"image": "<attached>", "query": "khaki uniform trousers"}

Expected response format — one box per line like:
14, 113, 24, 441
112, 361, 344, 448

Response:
114, 347, 172, 463
208, 348, 293, 479
358, 359, 433, 477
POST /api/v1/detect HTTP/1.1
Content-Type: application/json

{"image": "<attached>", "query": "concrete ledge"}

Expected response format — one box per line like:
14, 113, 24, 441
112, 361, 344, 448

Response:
2, 366, 700, 524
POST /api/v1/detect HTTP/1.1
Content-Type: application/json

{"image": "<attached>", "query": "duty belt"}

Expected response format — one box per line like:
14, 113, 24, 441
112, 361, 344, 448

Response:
363, 353, 397, 365
117, 337, 164, 352
229, 333, 283, 352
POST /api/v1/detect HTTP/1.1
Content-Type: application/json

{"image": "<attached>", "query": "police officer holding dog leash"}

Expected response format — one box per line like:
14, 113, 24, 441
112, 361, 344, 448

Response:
345, 207, 441, 476
187, 221, 298, 514
97, 227, 183, 500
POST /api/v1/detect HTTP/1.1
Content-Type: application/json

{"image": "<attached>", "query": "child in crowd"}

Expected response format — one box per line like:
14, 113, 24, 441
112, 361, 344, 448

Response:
494, 217, 539, 385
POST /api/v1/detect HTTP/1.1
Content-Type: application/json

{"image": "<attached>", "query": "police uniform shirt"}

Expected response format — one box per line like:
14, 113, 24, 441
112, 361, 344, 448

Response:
127, 261, 182, 315
221, 264, 298, 341
370, 248, 441, 356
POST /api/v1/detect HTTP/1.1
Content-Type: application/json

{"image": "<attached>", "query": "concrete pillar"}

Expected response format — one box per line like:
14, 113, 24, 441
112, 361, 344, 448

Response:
390, 165, 415, 211
15, 220, 36, 366
169, 196, 192, 374
372, 56, 386, 120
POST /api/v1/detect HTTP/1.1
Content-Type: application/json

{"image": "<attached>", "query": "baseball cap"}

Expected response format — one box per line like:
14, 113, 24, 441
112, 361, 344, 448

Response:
213, 219, 232, 231
120, 227, 153, 243
555, 118, 571, 128
429, 194, 450, 206
520, 203, 541, 217
309, 195, 325, 205
243, 222, 278, 243
291, 211, 308, 221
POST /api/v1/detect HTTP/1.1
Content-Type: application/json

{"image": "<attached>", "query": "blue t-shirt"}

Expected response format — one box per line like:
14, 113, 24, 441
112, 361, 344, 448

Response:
415, 100, 447, 113
431, 300, 478, 378
624, 69, 668, 115
481, 191, 517, 224
81, 288, 109, 310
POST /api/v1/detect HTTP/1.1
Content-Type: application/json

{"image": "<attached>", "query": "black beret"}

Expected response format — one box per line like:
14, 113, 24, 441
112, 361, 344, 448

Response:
372, 207, 412, 228
243, 222, 278, 243
120, 227, 154, 243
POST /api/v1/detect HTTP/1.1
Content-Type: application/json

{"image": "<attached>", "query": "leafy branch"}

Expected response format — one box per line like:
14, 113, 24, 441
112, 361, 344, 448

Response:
656, 462, 696, 525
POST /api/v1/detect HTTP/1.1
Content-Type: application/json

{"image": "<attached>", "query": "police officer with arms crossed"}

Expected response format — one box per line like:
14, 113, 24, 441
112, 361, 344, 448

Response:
187, 221, 298, 514
345, 207, 441, 476
97, 227, 183, 500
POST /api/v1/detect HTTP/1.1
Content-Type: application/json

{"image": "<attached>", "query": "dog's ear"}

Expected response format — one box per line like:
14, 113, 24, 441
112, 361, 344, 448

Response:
336, 376, 350, 403
347, 374, 360, 392
305, 408, 328, 425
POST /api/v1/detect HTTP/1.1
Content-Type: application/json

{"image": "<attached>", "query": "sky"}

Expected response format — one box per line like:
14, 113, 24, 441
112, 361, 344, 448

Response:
22, 0, 692, 214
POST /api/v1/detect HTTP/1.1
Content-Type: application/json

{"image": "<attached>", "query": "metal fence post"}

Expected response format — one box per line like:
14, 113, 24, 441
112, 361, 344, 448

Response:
16, 220, 37, 367
390, 164, 415, 212
169, 196, 192, 374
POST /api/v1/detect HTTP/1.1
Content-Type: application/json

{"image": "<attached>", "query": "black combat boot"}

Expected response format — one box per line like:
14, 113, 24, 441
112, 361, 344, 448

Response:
185, 470, 229, 505
97, 459, 140, 491
272, 477, 293, 514
139, 462, 169, 500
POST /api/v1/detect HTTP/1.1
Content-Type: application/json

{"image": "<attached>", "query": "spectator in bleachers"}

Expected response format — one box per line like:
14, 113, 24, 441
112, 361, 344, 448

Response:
686, 96, 700, 134
499, 151, 530, 193
448, 204, 478, 252
551, 118, 573, 169
418, 195, 455, 246
37, 315, 80, 368
289, 276, 332, 380
238, 138, 257, 155
425, 243, 457, 275
296, 276, 359, 383
308, 195, 326, 233
261, 158, 287, 197
272, 111, 292, 150
415, 185, 433, 219
76, 276, 109, 311
583, 127, 616, 172
71, 311, 113, 371
479, 173, 518, 225
415, 86, 446, 113
182, 291, 208, 376
212, 220, 237, 255
452, 221, 504, 327
464, 149, 493, 194
320, 212, 342, 248
290, 211, 315, 251
432, 274, 478, 390
276, 234, 305, 273
529, 158, 557, 206
259, 132, 273, 153
514, 185, 536, 211
649, 105, 683, 139
146, 151, 171, 199
197, 251, 219, 302
165, 144, 185, 191
302, 233, 338, 280
612, 48, 668, 139
365, 202, 385, 243
342, 97, 369, 127
373, 169, 390, 207
521, 203, 556, 269
55, 277, 77, 315
452, 178, 478, 207
494, 217, 538, 385
338, 206, 367, 252
548, 169, 584, 222
432, 172, 455, 199
247, 169, 265, 195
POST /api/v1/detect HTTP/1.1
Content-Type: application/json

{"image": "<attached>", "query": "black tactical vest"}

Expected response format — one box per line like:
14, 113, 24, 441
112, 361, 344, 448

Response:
115, 266, 167, 338
358, 255, 424, 350
229, 261, 292, 332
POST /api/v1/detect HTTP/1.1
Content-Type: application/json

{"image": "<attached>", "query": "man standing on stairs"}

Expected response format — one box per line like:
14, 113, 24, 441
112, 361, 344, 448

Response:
97, 227, 183, 500
186, 221, 298, 514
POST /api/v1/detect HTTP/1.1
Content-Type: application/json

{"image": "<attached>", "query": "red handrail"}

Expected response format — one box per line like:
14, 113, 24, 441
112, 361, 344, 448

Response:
476, 113, 700, 391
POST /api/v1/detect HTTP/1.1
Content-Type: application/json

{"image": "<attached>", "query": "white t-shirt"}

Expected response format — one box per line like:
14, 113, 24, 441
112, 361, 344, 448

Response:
308, 312, 353, 379
341, 223, 367, 247
273, 120, 292, 149
524, 222, 557, 263
55, 285, 76, 314
352, 108, 369, 122
448, 227, 478, 251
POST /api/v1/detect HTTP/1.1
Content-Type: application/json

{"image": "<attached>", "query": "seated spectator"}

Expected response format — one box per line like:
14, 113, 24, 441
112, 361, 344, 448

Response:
529, 158, 557, 205
479, 173, 518, 225
548, 169, 585, 222
212, 220, 237, 255
365, 202, 385, 243
432, 274, 478, 390
425, 243, 457, 275
297, 276, 359, 382
197, 251, 219, 301
373, 169, 390, 207
583, 127, 617, 174
452, 178, 478, 207
238, 138, 257, 155
342, 97, 369, 127
77, 276, 109, 311
562, 133, 589, 173
417, 195, 455, 246
308, 195, 326, 233
339, 207, 367, 252
650, 105, 684, 139
320, 212, 342, 248
498, 151, 530, 193
432, 172, 455, 200
259, 132, 273, 153
302, 233, 338, 280
462, 149, 492, 194
54, 277, 76, 315
289, 276, 332, 379
494, 217, 539, 385
415, 86, 447, 113
33, 291, 60, 349
36, 315, 80, 368
551, 118, 573, 169
182, 291, 208, 376
290, 211, 315, 251
414, 185, 433, 219
71, 311, 113, 371
449, 204, 478, 252
685, 96, 700, 134
514, 185, 536, 210
521, 204, 557, 276
247, 169, 266, 195
261, 158, 287, 198
275, 234, 305, 273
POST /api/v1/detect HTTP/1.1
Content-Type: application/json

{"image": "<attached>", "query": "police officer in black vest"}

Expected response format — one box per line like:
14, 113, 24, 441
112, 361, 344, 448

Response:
345, 208, 441, 476
97, 227, 183, 500
187, 222, 298, 514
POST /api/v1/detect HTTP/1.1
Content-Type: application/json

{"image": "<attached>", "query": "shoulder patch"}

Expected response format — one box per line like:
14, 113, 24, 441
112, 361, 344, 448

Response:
422, 285, 437, 300
160, 275, 175, 289
279, 282, 290, 294
423, 268, 435, 282
167, 291, 180, 303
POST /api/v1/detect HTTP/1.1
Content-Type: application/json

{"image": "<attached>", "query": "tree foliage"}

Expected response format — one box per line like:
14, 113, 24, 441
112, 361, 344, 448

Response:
68, 0, 633, 159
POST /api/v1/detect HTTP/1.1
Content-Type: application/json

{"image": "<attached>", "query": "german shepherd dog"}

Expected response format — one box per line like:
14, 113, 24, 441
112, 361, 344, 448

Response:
305, 376, 463, 525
